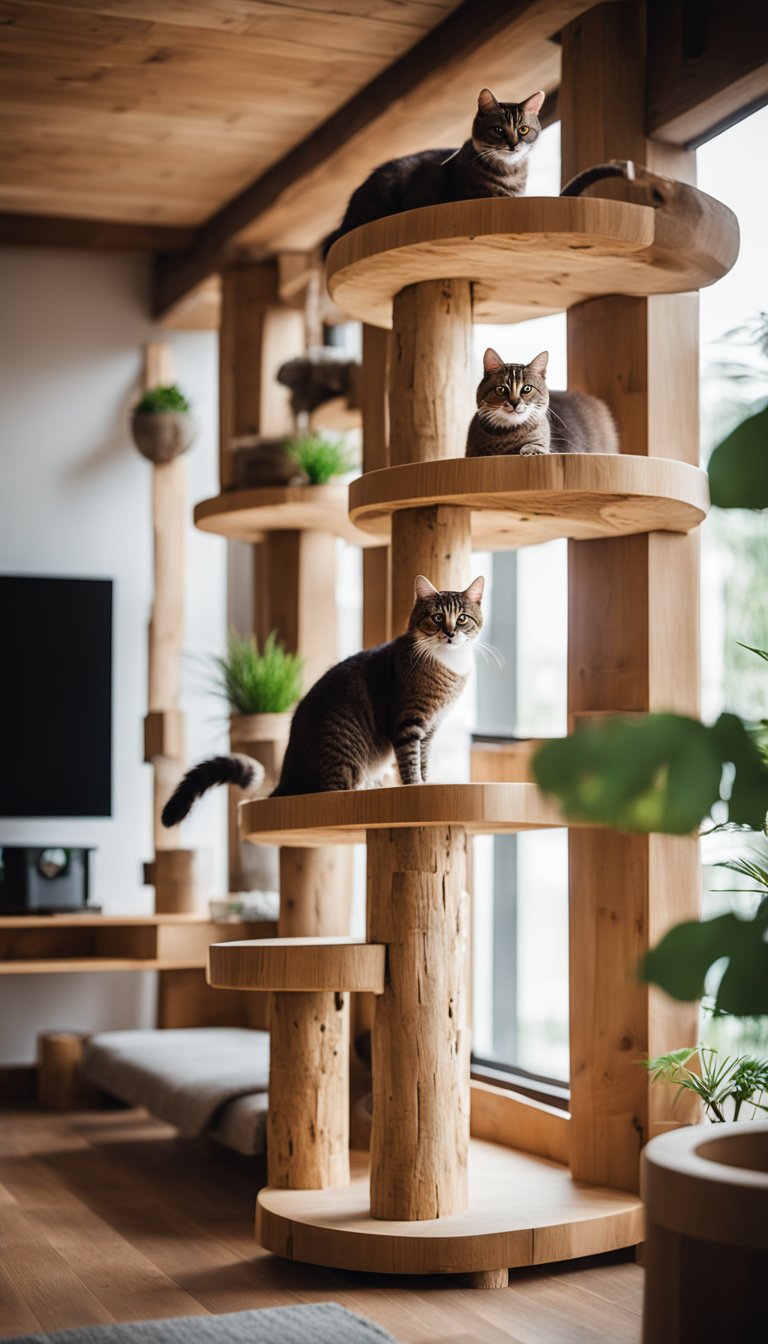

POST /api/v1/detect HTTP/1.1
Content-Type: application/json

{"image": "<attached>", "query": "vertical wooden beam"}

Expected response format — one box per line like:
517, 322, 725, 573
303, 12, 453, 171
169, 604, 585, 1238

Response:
562, 1, 701, 1192
362, 324, 391, 649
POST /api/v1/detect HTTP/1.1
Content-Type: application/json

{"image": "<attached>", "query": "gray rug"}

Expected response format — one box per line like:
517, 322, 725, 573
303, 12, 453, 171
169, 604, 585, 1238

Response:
7, 1303, 397, 1344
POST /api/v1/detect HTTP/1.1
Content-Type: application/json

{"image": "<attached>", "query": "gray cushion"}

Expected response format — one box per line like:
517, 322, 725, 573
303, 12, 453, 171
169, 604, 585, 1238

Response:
5, 1302, 398, 1344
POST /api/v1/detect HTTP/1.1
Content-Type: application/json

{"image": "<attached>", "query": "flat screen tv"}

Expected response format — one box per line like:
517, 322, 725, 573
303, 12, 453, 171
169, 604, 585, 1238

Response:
0, 576, 113, 817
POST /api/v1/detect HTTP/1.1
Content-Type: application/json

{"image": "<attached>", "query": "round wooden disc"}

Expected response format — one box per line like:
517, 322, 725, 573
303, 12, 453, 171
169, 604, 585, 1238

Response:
349, 453, 709, 549
256, 1142, 644, 1275
194, 485, 384, 548
239, 783, 563, 847
208, 936, 385, 994
326, 195, 739, 329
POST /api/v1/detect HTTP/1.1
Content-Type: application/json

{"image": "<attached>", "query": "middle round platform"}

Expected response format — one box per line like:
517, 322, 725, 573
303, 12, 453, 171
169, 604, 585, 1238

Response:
349, 454, 709, 549
239, 782, 564, 847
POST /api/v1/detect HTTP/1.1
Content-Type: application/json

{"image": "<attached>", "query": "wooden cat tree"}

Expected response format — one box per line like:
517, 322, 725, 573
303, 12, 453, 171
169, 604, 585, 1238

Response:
206, 4, 738, 1286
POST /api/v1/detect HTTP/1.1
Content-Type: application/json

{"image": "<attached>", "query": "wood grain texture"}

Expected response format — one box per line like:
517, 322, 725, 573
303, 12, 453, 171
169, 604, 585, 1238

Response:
228, 713, 290, 894
391, 505, 472, 638
562, 1, 702, 1193
240, 782, 564, 848
350, 454, 709, 549
36, 1033, 97, 1111
362, 323, 392, 648
389, 280, 474, 465
208, 937, 385, 994
256, 1140, 644, 1274
367, 827, 469, 1220
194, 485, 384, 548
470, 740, 547, 785
268, 989, 350, 1190
326, 196, 739, 329
470, 1081, 570, 1166
277, 848, 354, 939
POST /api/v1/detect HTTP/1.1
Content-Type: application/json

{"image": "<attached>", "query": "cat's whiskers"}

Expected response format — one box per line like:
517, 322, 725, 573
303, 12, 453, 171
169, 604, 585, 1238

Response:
474, 640, 505, 669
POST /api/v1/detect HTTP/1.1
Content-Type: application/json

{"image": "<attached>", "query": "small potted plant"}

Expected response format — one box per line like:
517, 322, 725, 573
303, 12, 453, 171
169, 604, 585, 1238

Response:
285, 433, 356, 485
131, 384, 198, 464
206, 630, 303, 793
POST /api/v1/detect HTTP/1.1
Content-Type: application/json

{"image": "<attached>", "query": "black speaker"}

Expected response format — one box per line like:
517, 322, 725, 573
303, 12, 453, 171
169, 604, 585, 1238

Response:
0, 847, 94, 914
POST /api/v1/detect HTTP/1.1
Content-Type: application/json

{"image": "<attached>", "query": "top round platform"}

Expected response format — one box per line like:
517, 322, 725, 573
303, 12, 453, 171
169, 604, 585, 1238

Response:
194, 484, 384, 549
326, 195, 739, 328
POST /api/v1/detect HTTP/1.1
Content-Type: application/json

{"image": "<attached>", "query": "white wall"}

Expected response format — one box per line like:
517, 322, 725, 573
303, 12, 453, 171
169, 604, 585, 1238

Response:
0, 247, 227, 1063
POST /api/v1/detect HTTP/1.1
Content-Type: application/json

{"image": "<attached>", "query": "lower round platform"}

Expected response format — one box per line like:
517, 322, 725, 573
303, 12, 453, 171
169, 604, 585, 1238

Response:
256, 1140, 644, 1276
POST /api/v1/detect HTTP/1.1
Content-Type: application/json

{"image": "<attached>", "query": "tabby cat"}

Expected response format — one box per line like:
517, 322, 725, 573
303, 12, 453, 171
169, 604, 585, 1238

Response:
323, 88, 544, 255
161, 576, 484, 825
465, 348, 618, 457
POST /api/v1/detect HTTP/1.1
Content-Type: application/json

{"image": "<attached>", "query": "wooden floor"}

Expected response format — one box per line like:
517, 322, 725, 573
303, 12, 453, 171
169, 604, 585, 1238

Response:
0, 1107, 643, 1344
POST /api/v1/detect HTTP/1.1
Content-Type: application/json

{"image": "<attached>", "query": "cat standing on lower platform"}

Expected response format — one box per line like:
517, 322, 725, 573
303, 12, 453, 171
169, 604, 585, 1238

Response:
161, 576, 484, 825
465, 348, 618, 457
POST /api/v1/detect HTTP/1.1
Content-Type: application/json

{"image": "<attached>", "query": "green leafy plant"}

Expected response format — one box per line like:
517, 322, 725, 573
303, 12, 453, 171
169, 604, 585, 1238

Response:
207, 631, 303, 715
135, 384, 191, 414
646, 1045, 768, 1122
285, 433, 355, 485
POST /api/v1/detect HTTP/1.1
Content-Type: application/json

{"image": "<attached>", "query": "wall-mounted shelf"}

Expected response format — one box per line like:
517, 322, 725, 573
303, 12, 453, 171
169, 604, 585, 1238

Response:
256, 1141, 644, 1275
239, 783, 564, 847
194, 485, 384, 548
349, 454, 709, 548
326, 195, 739, 328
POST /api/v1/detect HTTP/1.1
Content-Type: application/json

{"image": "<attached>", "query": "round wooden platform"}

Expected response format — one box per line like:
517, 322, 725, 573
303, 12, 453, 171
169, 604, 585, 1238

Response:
208, 936, 385, 993
256, 1141, 644, 1275
194, 485, 384, 548
349, 453, 709, 548
239, 783, 563, 847
326, 195, 739, 328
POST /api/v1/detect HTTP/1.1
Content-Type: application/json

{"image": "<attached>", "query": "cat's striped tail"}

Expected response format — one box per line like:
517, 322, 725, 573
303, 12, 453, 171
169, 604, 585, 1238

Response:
161, 754, 265, 827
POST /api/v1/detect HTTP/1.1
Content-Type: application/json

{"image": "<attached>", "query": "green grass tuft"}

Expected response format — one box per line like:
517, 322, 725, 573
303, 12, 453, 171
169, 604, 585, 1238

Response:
285, 433, 355, 485
207, 630, 303, 715
135, 384, 192, 414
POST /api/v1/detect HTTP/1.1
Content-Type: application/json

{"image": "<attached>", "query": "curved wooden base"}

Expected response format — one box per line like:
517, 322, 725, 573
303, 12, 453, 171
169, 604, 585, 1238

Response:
326, 195, 739, 328
194, 485, 384, 548
239, 783, 564, 847
349, 455, 709, 549
256, 1142, 644, 1276
208, 936, 385, 993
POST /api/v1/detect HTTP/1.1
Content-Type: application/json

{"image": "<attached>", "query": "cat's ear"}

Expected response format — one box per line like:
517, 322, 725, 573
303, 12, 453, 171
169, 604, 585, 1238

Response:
477, 88, 500, 114
483, 347, 505, 375
527, 350, 549, 379
414, 575, 439, 601
521, 90, 545, 118
462, 576, 485, 605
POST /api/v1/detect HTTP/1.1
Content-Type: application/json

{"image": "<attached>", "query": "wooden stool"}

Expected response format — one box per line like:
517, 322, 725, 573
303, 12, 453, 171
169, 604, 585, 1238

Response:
37, 1031, 99, 1111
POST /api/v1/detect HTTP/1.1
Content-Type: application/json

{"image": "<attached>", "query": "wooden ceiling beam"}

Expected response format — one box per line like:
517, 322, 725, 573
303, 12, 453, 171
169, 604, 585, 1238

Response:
0, 212, 196, 253
647, 0, 768, 147
152, 0, 584, 319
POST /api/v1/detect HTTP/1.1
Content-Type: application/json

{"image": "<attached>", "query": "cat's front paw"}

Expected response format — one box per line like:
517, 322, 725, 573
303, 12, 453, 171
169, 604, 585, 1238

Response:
519, 444, 549, 456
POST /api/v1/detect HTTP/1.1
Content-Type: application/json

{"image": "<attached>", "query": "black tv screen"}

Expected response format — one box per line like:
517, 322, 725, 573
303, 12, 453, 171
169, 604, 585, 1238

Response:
0, 576, 113, 817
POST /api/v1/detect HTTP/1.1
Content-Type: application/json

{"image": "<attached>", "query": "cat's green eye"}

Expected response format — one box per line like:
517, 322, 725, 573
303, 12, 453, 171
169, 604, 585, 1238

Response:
519, 125, 530, 135
457, 614, 468, 625
433, 612, 444, 623
521, 384, 533, 394
495, 384, 507, 395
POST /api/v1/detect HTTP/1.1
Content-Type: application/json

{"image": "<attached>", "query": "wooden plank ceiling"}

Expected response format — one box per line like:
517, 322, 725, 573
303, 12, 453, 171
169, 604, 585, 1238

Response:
0, 0, 464, 227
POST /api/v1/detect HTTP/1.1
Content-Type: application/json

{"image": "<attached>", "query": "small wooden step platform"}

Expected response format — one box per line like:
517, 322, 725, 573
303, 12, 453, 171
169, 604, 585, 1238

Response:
240, 783, 563, 847
326, 195, 739, 328
208, 936, 385, 993
194, 484, 384, 548
349, 453, 709, 548
257, 1141, 644, 1275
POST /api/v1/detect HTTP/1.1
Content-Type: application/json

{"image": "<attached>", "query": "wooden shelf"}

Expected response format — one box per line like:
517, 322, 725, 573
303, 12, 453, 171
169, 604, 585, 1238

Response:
0, 915, 277, 975
326, 195, 739, 328
256, 1140, 644, 1275
349, 453, 709, 548
240, 783, 563, 847
194, 485, 384, 549
208, 936, 386, 993
0, 959, 217, 975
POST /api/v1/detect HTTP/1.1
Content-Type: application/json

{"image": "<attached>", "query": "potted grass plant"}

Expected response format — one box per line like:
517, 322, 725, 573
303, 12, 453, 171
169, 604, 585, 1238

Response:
131, 384, 198, 464
207, 630, 303, 794
285, 433, 356, 485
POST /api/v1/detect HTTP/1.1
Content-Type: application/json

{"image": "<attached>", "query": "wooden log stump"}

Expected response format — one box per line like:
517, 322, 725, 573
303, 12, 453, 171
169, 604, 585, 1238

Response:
37, 1032, 99, 1111
366, 825, 470, 1221
268, 989, 350, 1190
389, 279, 473, 466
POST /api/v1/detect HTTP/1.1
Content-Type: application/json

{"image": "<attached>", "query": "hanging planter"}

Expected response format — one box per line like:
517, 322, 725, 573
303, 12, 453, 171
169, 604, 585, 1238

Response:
131, 385, 198, 464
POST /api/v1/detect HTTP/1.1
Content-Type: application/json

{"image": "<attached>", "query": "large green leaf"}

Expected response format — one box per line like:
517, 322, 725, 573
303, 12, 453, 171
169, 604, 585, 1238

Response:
708, 404, 768, 509
533, 712, 768, 834
641, 908, 768, 1016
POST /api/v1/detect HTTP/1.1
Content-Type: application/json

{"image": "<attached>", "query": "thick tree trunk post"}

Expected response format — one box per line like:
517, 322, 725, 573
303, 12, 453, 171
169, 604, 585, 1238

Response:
362, 323, 391, 649
367, 826, 470, 1220
389, 279, 473, 466
278, 849, 353, 939
267, 989, 350, 1190
229, 713, 291, 894
562, 2, 701, 1191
